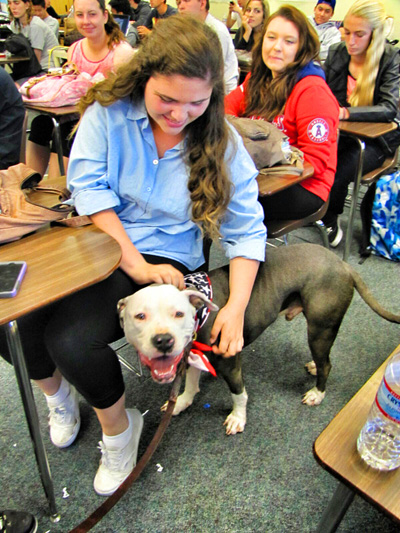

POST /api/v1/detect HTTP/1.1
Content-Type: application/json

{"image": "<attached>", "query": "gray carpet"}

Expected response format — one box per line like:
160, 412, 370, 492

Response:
1, 211, 399, 533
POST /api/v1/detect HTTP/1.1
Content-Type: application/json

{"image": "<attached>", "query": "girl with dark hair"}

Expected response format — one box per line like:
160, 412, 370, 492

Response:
0, 15, 266, 497
26, 0, 135, 177
8, 0, 58, 73
226, 4, 339, 223
233, 0, 269, 52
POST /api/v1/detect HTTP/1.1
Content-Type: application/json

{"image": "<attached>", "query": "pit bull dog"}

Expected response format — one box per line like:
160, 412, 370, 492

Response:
118, 243, 400, 435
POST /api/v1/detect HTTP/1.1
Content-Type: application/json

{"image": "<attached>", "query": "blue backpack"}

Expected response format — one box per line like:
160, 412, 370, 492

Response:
370, 170, 400, 261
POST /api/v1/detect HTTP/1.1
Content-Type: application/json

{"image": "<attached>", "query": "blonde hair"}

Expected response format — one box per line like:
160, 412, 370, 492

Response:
238, 0, 270, 45
78, 16, 232, 240
345, 0, 389, 107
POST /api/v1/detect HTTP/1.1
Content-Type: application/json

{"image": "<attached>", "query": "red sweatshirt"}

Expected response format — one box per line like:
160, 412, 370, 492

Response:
225, 72, 339, 201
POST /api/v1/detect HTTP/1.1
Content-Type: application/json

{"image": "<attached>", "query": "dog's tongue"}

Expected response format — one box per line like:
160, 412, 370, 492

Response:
142, 353, 183, 383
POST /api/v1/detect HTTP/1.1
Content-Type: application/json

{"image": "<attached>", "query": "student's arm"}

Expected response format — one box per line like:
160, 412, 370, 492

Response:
90, 209, 185, 288
210, 257, 259, 357
113, 43, 136, 69
33, 48, 42, 64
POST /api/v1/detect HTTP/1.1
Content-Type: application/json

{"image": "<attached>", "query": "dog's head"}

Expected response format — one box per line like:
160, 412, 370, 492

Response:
118, 284, 218, 384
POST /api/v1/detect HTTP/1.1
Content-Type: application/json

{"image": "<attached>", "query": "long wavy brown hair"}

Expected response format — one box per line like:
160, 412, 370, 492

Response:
9, 0, 34, 27
245, 4, 320, 121
78, 15, 232, 240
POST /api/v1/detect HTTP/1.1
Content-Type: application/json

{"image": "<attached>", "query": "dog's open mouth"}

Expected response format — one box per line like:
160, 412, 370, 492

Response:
138, 351, 184, 384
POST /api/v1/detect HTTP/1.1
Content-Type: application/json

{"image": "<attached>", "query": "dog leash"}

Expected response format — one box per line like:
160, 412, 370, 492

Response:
69, 358, 187, 533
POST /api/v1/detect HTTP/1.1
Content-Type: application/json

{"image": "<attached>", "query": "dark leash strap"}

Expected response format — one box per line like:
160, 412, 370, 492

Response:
69, 359, 187, 533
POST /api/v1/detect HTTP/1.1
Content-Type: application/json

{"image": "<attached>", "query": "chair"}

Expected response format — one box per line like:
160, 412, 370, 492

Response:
111, 337, 143, 377
265, 199, 330, 248
342, 144, 399, 261
19, 110, 29, 164
48, 45, 69, 69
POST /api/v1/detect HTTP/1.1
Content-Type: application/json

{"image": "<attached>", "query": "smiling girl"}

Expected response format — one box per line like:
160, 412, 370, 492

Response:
233, 0, 269, 52
226, 4, 339, 222
322, 0, 400, 250
26, 0, 135, 178
0, 15, 266, 497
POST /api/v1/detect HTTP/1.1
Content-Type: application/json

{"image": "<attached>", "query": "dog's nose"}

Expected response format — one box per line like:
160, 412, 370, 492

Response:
152, 333, 175, 353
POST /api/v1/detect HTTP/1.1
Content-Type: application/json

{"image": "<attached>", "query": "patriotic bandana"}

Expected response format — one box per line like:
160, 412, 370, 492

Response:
184, 272, 217, 376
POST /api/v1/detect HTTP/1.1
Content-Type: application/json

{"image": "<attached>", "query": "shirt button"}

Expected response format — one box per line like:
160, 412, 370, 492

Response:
153, 159, 158, 165
147, 187, 151, 192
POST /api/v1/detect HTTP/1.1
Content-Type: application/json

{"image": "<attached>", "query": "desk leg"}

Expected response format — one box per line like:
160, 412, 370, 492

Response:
5, 320, 60, 523
51, 117, 65, 176
315, 482, 355, 533
343, 136, 365, 262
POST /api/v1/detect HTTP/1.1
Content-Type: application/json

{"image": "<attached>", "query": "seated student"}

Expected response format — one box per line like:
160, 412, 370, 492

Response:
177, 0, 239, 93
26, 0, 135, 178
136, 0, 177, 38
322, 0, 400, 249
109, 0, 140, 47
128, 0, 151, 28
233, 0, 269, 52
8, 0, 59, 73
226, 0, 245, 31
308, 0, 341, 61
0, 69, 25, 170
0, 15, 266, 496
31, 0, 59, 38
225, 4, 339, 222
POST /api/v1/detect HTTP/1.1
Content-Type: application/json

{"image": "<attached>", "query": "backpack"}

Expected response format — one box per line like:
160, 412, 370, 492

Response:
4, 33, 42, 81
226, 115, 304, 175
19, 64, 104, 107
369, 170, 400, 261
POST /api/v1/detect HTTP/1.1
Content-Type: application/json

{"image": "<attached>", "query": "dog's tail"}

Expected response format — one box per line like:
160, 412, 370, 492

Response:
348, 266, 400, 323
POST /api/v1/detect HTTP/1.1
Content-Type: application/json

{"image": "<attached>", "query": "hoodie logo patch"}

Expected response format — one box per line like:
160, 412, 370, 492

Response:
307, 118, 329, 143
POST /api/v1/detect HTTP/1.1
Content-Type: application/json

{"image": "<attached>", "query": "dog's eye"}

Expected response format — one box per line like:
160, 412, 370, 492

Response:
175, 311, 184, 318
134, 313, 146, 320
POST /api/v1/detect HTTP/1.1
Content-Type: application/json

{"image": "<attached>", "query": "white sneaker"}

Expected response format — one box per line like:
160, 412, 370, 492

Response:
48, 386, 81, 448
93, 408, 143, 496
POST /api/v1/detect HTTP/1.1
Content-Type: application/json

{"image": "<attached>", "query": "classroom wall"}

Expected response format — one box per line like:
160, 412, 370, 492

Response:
203, 0, 400, 41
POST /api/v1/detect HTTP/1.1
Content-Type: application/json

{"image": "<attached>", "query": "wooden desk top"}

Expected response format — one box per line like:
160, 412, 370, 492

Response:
0, 225, 121, 325
314, 344, 400, 523
257, 161, 314, 196
0, 55, 30, 65
339, 120, 397, 139
24, 103, 79, 116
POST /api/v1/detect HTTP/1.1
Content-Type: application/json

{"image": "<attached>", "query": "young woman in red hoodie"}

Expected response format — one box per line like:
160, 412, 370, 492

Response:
225, 4, 339, 223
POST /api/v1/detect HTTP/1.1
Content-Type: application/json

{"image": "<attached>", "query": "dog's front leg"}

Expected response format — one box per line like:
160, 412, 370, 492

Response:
161, 365, 201, 415
224, 388, 248, 435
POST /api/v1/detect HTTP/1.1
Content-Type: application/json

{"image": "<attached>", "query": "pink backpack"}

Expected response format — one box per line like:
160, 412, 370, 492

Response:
19, 64, 105, 107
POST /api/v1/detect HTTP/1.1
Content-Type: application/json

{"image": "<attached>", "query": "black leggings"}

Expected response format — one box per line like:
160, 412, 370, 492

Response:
259, 183, 324, 222
323, 135, 386, 226
0, 255, 197, 409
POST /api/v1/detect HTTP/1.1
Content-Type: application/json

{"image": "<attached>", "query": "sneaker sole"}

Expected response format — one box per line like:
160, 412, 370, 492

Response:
94, 408, 144, 496
329, 226, 343, 248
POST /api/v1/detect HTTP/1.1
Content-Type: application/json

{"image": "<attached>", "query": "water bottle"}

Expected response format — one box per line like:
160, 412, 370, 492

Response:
357, 348, 400, 471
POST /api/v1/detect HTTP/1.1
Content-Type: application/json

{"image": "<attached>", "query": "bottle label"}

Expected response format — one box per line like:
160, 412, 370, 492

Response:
375, 377, 400, 424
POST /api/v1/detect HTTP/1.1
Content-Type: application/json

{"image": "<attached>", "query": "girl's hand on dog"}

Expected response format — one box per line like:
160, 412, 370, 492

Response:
127, 262, 185, 289
210, 304, 245, 357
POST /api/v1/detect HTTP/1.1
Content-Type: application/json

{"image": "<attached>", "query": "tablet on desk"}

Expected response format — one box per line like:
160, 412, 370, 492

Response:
0, 261, 27, 298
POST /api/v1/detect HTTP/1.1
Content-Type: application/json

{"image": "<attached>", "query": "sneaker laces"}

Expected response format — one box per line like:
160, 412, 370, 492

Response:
49, 404, 73, 426
97, 441, 126, 472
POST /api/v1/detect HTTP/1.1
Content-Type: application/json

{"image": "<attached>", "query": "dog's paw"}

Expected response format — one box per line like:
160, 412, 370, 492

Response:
161, 393, 194, 416
305, 360, 317, 376
302, 387, 326, 406
223, 412, 246, 435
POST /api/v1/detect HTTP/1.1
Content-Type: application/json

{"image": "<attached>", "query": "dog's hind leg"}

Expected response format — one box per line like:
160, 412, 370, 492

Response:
161, 365, 201, 415
214, 354, 247, 435
302, 323, 340, 406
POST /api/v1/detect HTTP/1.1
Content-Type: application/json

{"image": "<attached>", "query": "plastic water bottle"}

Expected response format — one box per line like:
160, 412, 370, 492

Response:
357, 348, 400, 471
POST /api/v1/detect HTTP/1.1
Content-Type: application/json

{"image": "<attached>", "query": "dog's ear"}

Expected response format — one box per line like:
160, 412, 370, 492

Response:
184, 289, 219, 312
117, 298, 128, 328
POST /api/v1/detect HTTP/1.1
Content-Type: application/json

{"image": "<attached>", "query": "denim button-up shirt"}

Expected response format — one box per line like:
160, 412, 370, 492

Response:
67, 98, 266, 271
